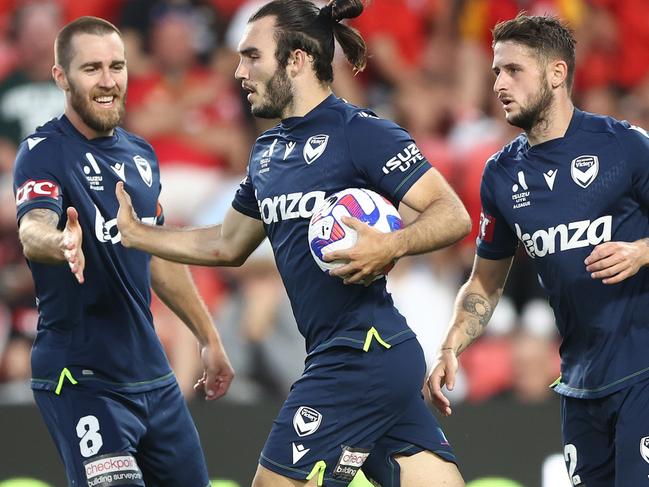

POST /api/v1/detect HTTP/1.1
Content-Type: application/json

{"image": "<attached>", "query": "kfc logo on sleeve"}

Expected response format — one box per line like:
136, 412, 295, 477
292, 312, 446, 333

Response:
478, 210, 495, 243
15, 180, 60, 206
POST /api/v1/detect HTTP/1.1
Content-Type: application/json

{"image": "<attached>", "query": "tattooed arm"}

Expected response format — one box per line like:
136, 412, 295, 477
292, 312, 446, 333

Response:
19, 207, 85, 283
425, 255, 514, 415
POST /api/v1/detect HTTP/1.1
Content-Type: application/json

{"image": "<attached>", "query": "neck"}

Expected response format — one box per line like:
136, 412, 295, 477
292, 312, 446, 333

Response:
64, 107, 114, 140
281, 82, 332, 119
526, 95, 574, 146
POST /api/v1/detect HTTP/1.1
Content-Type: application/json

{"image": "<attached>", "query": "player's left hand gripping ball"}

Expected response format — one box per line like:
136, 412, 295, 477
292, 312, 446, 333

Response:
326, 216, 398, 285
308, 188, 402, 285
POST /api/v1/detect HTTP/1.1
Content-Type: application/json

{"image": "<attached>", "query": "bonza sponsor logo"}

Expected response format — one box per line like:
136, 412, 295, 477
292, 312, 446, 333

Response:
258, 191, 326, 224
515, 215, 612, 259
382, 143, 423, 175
94, 205, 156, 244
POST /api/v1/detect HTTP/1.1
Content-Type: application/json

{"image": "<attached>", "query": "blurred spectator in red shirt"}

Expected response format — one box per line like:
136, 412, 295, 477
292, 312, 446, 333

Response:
125, 7, 250, 222
575, 0, 649, 96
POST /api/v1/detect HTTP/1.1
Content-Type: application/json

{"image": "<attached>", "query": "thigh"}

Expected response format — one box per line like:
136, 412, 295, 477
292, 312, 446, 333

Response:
615, 378, 649, 486
138, 383, 210, 487
363, 390, 459, 487
34, 388, 147, 487
560, 395, 614, 487
395, 451, 463, 487
258, 340, 428, 486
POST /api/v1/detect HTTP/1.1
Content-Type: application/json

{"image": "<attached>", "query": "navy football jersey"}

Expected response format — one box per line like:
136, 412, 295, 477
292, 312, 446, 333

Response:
13, 116, 174, 393
233, 95, 431, 355
477, 109, 649, 399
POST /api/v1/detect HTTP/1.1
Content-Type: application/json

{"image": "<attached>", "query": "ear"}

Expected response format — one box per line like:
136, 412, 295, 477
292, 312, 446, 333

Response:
549, 59, 568, 89
287, 49, 309, 77
52, 64, 69, 91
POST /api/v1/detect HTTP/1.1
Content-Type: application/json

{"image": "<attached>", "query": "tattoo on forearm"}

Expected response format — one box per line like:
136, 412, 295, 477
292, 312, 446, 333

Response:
462, 293, 492, 329
19, 208, 64, 263
465, 318, 480, 339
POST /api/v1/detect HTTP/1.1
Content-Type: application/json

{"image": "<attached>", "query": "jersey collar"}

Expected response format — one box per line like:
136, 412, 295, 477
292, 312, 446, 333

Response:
59, 115, 121, 148
526, 108, 585, 153
279, 94, 339, 130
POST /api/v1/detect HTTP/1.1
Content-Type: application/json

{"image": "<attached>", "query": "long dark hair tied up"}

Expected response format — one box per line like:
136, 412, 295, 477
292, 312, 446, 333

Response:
251, 0, 368, 80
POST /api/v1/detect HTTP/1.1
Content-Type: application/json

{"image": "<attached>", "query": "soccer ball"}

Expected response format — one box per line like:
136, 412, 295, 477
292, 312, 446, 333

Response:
308, 188, 403, 275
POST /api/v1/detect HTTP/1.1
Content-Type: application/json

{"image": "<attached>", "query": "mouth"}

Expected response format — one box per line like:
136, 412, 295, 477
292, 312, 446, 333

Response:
93, 94, 118, 108
499, 95, 514, 110
242, 84, 256, 97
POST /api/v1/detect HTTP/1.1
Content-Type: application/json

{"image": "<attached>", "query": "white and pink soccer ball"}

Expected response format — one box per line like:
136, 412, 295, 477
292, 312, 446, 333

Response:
308, 188, 403, 276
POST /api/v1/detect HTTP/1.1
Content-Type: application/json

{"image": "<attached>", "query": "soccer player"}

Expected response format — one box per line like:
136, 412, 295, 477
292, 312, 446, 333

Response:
113, 0, 470, 485
428, 14, 649, 487
13, 16, 234, 487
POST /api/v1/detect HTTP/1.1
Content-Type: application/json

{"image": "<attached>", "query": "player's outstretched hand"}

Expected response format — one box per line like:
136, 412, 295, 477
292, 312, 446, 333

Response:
425, 349, 458, 417
194, 341, 235, 401
585, 239, 649, 284
326, 215, 396, 285
62, 207, 85, 284
115, 181, 138, 247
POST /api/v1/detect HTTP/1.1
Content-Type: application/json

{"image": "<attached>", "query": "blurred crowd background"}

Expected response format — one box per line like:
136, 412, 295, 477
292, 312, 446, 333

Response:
0, 0, 648, 413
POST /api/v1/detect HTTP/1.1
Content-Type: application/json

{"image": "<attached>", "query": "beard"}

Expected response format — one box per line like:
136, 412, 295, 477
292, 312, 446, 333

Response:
508, 79, 554, 133
251, 65, 294, 119
69, 79, 125, 134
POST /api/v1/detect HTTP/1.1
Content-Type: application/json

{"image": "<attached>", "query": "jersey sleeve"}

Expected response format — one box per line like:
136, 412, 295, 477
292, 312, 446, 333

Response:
345, 113, 432, 204
231, 171, 261, 220
13, 138, 64, 223
475, 162, 518, 260
621, 122, 649, 207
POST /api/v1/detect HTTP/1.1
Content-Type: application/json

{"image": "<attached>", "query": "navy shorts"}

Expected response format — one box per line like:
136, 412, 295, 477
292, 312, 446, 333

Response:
259, 338, 456, 486
34, 381, 210, 487
561, 377, 649, 486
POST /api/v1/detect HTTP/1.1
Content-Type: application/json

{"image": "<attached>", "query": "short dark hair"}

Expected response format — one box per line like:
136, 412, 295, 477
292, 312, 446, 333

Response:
55, 16, 122, 72
249, 0, 367, 84
493, 13, 576, 91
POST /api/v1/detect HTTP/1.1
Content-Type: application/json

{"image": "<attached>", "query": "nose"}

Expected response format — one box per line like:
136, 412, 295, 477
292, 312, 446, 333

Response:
235, 60, 247, 81
99, 68, 117, 89
493, 72, 505, 94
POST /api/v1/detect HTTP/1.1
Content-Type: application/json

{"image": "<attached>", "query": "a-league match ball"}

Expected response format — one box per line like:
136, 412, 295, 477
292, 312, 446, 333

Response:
308, 188, 403, 276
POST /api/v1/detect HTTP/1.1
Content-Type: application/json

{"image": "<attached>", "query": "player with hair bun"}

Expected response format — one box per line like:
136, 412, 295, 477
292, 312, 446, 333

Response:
116, 1, 470, 485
